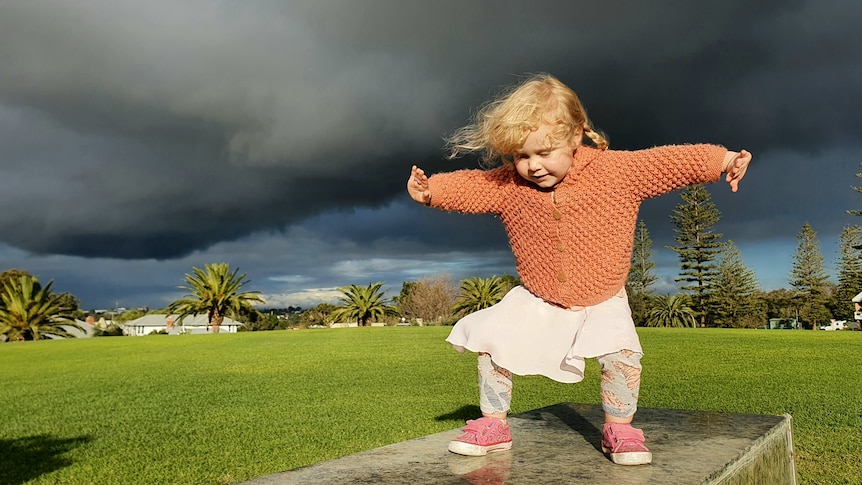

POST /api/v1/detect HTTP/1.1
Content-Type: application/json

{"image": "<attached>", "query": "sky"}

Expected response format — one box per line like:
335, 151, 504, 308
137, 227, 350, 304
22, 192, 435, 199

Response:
1, 1, 860, 311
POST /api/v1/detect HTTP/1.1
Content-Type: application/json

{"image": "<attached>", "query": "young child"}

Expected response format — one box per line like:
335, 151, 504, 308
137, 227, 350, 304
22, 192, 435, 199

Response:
407, 73, 751, 466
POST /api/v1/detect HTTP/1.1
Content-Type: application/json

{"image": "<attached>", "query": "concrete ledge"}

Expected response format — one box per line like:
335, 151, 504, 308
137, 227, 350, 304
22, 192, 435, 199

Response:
242, 403, 796, 484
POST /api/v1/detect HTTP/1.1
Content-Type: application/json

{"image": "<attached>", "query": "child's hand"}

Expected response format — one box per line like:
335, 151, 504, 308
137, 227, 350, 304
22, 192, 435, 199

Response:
724, 149, 752, 192
407, 165, 432, 205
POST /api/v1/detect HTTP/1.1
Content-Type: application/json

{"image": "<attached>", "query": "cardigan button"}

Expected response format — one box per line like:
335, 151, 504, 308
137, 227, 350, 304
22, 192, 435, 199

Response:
557, 243, 565, 252
557, 272, 567, 282
553, 211, 562, 220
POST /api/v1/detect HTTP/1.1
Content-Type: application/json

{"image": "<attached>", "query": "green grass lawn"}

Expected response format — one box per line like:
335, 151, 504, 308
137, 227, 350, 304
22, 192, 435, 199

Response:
1, 327, 860, 484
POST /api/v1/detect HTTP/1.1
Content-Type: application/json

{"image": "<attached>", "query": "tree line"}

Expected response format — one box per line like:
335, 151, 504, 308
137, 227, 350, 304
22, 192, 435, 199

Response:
245, 274, 521, 331
255, 173, 862, 331
627, 186, 859, 329
3, 163, 862, 340
628, 173, 862, 328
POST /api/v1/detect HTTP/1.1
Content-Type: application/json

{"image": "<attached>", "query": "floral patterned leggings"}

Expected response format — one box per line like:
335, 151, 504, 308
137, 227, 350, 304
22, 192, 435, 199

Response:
478, 350, 642, 418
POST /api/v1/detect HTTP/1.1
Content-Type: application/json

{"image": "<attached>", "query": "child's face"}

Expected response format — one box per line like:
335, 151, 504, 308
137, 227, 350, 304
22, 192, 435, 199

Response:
512, 124, 580, 189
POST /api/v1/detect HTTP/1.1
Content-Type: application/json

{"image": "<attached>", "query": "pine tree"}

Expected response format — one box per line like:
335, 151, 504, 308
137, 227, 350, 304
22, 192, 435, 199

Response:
847, 161, 862, 216
710, 241, 762, 328
834, 225, 862, 320
627, 220, 658, 326
628, 220, 658, 294
667, 184, 723, 327
789, 223, 831, 328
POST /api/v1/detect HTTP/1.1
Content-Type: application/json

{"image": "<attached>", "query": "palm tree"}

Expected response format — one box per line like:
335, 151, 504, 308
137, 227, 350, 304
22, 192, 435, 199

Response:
166, 263, 265, 333
0, 274, 83, 341
328, 282, 396, 326
646, 294, 697, 328
452, 276, 507, 316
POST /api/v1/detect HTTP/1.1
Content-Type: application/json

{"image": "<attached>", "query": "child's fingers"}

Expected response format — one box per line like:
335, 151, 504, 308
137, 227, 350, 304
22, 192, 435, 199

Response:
727, 166, 748, 192
407, 165, 431, 204
724, 149, 751, 193
409, 166, 425, 184
411, 165, 427, 181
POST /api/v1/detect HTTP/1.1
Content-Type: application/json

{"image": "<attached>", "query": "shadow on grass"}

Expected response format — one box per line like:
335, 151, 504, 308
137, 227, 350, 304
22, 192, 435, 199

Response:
435, 404, 481, 423
0, 434, 92, 485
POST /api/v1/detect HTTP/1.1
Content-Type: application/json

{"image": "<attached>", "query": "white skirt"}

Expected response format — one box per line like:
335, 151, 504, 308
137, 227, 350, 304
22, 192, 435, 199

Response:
445, 286, 643, 384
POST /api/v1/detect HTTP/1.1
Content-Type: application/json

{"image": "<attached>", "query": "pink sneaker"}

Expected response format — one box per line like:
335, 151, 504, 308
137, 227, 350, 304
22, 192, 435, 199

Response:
601, 423, 653, 465
448, 417, 512, 456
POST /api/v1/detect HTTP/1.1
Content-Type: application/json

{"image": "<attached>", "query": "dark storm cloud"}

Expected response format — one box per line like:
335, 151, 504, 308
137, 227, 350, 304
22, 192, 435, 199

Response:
0, 0, 860, 307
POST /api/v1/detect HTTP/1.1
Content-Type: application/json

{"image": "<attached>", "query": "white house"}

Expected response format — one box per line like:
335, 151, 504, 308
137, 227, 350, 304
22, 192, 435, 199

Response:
330, 322, 387, 328
123, 314, 243, 336
819, 320, 847, 331
853, 291, 862, 322
847, 291, 862, 330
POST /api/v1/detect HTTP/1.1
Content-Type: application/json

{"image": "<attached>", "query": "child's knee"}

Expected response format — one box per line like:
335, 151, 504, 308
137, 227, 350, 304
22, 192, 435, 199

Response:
598, 350, 642, 384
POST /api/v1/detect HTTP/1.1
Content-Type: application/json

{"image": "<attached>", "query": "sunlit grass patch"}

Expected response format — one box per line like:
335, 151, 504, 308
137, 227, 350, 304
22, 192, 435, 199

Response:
0, 327, 859, 484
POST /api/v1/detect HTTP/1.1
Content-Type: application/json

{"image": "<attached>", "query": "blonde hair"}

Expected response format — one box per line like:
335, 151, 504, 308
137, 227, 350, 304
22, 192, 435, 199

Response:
445, 73, 608, 165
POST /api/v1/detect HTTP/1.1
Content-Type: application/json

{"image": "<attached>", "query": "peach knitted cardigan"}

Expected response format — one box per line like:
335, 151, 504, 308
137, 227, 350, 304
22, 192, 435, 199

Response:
428, 144, 727, 308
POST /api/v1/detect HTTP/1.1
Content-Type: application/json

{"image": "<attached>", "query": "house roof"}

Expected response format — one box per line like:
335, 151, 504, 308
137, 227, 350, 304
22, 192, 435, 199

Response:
50, 320, 96, 339
124, 314, 241, 327
853, 291, 862, 303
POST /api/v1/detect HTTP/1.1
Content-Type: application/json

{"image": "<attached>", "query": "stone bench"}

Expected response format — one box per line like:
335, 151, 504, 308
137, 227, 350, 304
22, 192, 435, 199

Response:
242, 403, 796, 484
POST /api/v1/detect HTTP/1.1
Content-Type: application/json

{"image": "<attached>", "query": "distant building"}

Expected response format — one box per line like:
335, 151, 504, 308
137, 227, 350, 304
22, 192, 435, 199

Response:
123, 314, 243, 336
50, 320, 96, 339
819, 320, 847, 331
851, 291, 862, 330
765, 318, 799, 330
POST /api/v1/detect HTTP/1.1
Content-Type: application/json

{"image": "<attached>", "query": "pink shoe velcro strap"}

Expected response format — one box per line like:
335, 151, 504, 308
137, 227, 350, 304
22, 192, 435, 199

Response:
604, 423, 647, 452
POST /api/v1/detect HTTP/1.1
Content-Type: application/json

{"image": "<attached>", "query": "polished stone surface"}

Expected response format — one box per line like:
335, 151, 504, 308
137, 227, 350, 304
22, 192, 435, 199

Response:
241, 403, 795, 484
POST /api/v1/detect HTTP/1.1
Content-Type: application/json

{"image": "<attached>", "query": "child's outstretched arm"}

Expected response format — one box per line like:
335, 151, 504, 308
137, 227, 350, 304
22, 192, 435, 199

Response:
407, 165, 432, 205
723, 149, 752, 192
